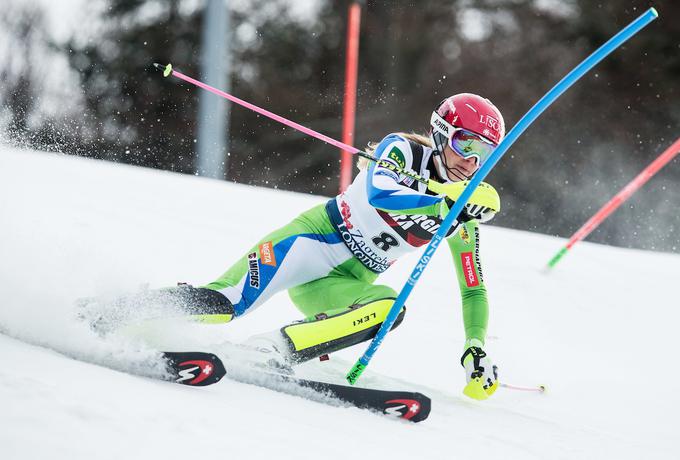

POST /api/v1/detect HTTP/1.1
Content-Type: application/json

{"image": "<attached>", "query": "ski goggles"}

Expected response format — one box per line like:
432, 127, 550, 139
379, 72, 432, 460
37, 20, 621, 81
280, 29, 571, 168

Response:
430, 111, 497, 165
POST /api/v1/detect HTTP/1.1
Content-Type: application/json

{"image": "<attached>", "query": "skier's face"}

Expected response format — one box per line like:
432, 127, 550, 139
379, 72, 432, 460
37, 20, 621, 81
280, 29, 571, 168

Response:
442, 144, 479, 181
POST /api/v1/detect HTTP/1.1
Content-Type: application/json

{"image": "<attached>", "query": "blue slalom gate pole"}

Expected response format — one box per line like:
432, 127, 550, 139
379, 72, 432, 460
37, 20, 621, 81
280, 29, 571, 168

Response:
346, 7, 659, 385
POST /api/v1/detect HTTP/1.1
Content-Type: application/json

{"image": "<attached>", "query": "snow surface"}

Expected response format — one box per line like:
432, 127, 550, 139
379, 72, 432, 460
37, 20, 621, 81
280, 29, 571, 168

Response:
1, 145, 678, 459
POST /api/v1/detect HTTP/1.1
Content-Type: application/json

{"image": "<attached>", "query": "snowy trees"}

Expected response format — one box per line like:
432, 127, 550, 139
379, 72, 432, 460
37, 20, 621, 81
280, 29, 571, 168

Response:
1, 0, 678, 252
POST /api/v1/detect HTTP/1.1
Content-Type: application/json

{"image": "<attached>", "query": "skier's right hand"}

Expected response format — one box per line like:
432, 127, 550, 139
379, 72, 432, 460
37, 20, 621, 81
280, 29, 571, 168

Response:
431, 180, 500, 212
435, 181, 500, 222
461, 203, 496, 223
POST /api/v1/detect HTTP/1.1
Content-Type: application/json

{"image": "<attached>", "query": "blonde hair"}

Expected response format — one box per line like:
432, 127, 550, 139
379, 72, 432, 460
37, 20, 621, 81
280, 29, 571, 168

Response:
357, 132, 432, 170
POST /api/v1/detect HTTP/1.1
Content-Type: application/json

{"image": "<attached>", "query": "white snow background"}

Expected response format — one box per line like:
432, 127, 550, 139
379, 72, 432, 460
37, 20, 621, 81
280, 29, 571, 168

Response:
1, 145, 678, 459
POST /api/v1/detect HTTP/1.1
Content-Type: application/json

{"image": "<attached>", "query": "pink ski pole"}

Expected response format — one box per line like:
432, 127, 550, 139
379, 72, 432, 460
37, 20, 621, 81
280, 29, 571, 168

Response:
547, 136, 680, 269
153, 63, 444, 191
154, 63, 361, 155
501, 383, 546, 393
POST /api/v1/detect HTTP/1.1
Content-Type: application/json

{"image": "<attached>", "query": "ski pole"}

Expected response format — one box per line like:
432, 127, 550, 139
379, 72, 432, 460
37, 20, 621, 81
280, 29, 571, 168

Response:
546, 136, 680, 269
153, 63, 443, 195
154, 64, 498, 207
345, 7, 659, 385
154, 63, 490, 203
501, 383, 546, 393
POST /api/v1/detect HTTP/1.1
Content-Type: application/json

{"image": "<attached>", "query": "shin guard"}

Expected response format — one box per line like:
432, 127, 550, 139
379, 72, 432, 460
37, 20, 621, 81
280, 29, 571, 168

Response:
281, 299, 405, 363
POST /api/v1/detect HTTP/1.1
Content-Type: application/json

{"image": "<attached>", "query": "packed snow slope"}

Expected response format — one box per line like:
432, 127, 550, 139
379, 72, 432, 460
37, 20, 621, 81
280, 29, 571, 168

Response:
1, 146, 678, 460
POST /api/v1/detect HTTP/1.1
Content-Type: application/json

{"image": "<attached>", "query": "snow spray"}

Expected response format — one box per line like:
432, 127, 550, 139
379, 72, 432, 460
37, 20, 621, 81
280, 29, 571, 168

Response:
547, 136, 680, 269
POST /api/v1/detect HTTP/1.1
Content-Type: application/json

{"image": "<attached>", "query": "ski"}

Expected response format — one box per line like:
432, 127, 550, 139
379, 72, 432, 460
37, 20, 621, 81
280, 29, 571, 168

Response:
272, 374, 431, 422
161, 351, 431, 422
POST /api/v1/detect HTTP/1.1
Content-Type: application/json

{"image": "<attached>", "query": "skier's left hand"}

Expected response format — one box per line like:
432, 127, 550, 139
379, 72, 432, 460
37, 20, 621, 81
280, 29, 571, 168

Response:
461, 344, 498, 400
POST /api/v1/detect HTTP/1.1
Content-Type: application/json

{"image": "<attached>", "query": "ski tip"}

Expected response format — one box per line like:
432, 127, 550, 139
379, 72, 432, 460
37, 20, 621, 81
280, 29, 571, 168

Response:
384, 393, 431, 423
162, 351, 226, 386
409, 392, 432, 422
649, 7, 658, 18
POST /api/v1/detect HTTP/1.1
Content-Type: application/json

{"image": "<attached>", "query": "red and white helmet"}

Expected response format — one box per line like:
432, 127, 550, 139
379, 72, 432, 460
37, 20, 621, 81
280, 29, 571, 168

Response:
429, 93, 505, 180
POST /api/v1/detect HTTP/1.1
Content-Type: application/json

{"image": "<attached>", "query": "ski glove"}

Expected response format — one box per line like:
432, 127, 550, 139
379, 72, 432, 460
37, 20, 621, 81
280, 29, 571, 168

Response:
444, 199, 496, 223
463, 203, 496, 223
461, 345, 498, 400
434, 181, 500, 223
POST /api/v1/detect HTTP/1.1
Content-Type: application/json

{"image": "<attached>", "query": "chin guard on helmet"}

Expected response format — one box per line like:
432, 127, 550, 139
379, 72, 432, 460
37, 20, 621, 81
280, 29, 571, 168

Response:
429, 126, 457, 183
431, 146, 457, 183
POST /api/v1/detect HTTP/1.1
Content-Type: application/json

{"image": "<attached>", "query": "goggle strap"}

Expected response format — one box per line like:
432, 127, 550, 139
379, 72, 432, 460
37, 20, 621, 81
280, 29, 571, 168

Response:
430, 111, 454, 138
432, 111, 495, 146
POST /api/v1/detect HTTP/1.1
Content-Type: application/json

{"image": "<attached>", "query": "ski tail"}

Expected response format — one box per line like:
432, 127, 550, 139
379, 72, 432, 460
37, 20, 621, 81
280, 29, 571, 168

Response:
162, 351, 226, 386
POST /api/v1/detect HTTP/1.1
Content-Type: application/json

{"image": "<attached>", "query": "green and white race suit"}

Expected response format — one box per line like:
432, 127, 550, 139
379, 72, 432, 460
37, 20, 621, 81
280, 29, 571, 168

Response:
204, 133, 490, 350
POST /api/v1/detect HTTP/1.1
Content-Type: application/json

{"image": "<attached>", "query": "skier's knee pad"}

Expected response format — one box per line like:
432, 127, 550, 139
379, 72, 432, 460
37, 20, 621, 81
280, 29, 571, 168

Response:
166, 285, 234, 324
280, 298, 405, 363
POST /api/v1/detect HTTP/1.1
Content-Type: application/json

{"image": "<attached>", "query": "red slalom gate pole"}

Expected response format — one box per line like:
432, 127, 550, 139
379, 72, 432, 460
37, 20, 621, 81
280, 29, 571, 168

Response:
338, 1, 363, 193
547, 136, 680, 269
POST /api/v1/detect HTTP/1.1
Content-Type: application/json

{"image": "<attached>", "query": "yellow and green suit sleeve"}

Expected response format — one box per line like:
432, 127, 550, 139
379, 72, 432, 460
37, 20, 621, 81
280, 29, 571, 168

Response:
447, 220, 488, 345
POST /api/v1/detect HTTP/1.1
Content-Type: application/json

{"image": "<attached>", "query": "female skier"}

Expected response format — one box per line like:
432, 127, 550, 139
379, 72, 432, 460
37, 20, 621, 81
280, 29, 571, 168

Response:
99, 93, 504, 400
